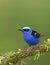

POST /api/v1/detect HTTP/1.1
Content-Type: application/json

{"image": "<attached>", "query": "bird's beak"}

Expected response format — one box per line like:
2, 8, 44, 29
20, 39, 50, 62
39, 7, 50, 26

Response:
18, 29, 23, 31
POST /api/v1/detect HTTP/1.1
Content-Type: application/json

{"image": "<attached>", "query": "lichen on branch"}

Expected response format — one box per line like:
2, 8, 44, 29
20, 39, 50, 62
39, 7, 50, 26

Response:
0, 39, 50, 65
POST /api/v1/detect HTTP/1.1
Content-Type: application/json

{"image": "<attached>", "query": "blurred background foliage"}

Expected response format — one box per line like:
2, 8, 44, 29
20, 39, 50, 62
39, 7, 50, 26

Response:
0, 0, 50, 65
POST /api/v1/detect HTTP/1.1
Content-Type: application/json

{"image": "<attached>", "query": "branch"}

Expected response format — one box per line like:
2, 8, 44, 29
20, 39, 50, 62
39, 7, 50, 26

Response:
0, 39, 50, 65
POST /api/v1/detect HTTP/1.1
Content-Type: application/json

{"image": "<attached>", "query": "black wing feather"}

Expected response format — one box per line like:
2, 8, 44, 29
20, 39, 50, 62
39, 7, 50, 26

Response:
31, 30, 41, 38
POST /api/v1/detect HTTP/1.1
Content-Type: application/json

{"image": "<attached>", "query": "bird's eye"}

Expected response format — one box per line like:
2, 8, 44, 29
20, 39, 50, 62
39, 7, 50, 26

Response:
23, 29, 29, 31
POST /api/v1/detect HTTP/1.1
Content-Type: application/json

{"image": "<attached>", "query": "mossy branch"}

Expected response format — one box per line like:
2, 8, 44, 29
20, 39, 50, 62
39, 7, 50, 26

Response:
0, 39, 50, 65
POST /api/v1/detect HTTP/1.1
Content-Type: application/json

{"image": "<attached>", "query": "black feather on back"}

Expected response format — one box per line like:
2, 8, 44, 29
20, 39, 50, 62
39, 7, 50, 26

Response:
31, 30, 41, 38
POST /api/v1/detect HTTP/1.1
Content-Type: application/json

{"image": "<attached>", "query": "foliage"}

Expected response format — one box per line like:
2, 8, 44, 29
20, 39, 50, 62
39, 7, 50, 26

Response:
0, 39, 50, 65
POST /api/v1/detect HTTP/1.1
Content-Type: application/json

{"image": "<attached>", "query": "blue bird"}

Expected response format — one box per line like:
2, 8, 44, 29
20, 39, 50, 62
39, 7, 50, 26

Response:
18, 27, 43, 53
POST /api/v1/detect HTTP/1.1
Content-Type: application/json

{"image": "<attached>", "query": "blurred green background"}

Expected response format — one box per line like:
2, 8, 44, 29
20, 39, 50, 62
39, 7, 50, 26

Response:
0, 0, 50, 65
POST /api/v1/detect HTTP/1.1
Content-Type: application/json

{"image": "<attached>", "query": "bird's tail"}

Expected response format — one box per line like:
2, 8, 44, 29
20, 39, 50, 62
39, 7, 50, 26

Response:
40, 34, 44, 37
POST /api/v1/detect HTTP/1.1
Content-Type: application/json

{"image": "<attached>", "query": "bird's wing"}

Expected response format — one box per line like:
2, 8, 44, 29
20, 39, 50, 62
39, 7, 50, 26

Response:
31, 30, 42, 38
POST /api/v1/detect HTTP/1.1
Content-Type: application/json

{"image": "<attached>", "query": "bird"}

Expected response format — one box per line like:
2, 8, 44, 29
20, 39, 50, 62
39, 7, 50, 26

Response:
18, 27, 43, 53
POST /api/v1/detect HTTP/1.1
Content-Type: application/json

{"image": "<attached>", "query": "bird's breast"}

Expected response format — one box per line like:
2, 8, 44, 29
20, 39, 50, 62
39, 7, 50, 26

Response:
24, 36, 40, 46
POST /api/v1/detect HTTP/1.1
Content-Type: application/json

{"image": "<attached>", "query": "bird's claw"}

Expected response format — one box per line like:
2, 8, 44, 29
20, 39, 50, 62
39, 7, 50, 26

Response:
26, 47, 31, 54
38, 44, 43, 52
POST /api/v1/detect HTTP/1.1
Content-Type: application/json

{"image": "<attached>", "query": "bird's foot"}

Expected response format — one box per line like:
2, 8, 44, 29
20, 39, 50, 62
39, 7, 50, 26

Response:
38, 44, 43, 53
26, 47, 31, 54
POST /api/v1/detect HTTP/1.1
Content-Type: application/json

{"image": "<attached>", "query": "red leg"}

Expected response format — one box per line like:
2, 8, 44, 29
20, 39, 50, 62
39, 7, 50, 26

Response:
38, 44, 43, 52
26, 45, 31, 54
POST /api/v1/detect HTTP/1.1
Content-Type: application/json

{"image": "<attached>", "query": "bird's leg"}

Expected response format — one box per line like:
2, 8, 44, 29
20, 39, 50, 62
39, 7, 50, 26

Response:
26, 45, 31, 54
38, 43, 43, 52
